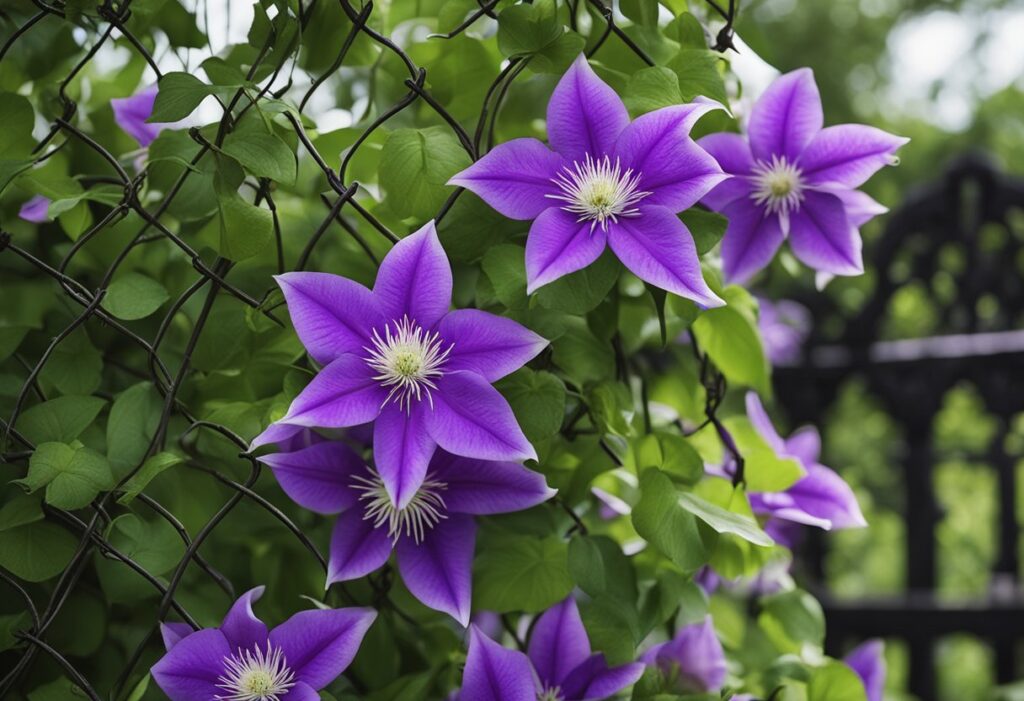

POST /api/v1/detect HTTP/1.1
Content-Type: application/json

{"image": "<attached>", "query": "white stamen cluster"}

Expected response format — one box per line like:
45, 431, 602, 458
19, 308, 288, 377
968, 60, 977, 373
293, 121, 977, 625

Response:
216, 642, 295, 701
547, 154, 651, 232
750, 154, 805, 220
537, 685, 565, 701
364, 315, 453, 412
352, 471, 448, 543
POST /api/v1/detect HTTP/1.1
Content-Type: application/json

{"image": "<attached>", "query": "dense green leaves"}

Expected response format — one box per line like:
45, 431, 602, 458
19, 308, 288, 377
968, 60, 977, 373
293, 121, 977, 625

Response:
15, 396, 105, 444
474, 531, 573, 613
379, 127, 472, 219
151, 72, 215, 121
102, 273, 170, 320
632, 468, 707, 572
16, 442, 112, 510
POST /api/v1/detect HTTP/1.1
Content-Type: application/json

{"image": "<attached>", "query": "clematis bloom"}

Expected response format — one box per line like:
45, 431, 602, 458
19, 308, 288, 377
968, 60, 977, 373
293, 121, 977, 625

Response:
450, 54, 726, 305
270, 221, 546, 509
112, 86, 167, 147
845, 639, 886, 701
459, 597, 644, 700
699, 68, 907, 283
641, 616, 727, 693
18, 195, 50, 223
258, 437, 554, 625
152, 587, 375, 701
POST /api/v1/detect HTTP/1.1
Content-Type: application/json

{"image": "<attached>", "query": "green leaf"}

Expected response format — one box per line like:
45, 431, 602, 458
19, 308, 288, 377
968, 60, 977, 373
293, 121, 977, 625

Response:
692, 300, 769, 393
106, 382, 162, 475
681, 209, 728, 256
106, 514, 182, 576
151, 72, 213, 122
0, 92, 35, 158
0, 521, 77, 582
551, 319, 616, 386
379, 127, 472, 219
222, 126, 297, 184
624, 66, 684, 115
678, 491, 774, 547
39, 329, 102, 396
568, 535, 637, 601
117, 452, 182, 504
535, 250, 621, 315
634, 431, 704, 485
723, 416, 805, 493
217, 191, 273, 261
481, 244, 528, 309
759, 589, 826, 654
497, 0, 563, 57
587, 381, 635, 437
807, 660, 869, 701
667, 49, 728, 103
530, 32, 587, 74
631, 468, 707, 572
474, 531, 573, 613
580, 595, 641, 665
101, 272, 169, 321
437, 193, 521, 263
15, 395, 106, 444
16, 442, 112, 510
0, 494, 44, 531
495, 368, 566, 444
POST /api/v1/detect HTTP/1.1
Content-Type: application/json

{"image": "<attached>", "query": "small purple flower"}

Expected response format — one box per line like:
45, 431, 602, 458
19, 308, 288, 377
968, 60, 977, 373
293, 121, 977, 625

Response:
18, 195, 50, 223
745, 393, 866, 533
111, 86, 166, 147
152, 587, 375, 701
271, 221, 546, 509
449, 54, 726, 305
699, 68, 907, 283
758, 297, 810, 366
258, 438, 554, 625
641, 616, 727, 693
845, 639, 885, 701
459, 597, 644, 701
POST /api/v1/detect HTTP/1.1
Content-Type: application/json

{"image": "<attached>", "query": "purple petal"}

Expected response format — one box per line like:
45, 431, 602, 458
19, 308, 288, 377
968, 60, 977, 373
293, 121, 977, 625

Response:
284, 682, 320, 700
649, 616, 727, 693
745, 392, 785, 454
613, 103, 727, 212
844, 639, 886, 701
374, 403, 437, 509
719, 200, 785, 284
275, 272, 381, 365
800, 125, 908, 188
433, 453, 555, 515
788, 190, 863, 276
527, 597, 591, 688
18, 195, 50, 223
281, 354, 385, 428
249, 421, 306, 451
606, 205, 723, 306
525, 207, 608, 294
269, 606, 377, 690
831, 188, 888, 228
258, 441, 364, 514
220, 586, 269, 652
547, 54, 629, 162
758, 298, 811, 366
448, 139, 564, 219
748, 68, 822, 162
151, 628, 231, 701
374, 221, 452, 330
326, 507, 394, 584
426, 371, 537, 462
460, 625, 538, 701
560, 655, 644, 701
440, 309, 548, 382
783, 426, 821, 466
160, 622, 195, 651
784, 463, 867, 530
697, 132, 756, 211
396, 514, 476, 626
112, 87, 164, 147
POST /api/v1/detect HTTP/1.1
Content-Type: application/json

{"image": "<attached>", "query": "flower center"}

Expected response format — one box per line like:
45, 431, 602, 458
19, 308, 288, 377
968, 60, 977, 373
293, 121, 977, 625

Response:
352, 470, 448, 543
364, 315, 453, 412
750, 155, 804, 218
537, 686, 565, 701
547, 154, 651, 232
216, 643, 295, 701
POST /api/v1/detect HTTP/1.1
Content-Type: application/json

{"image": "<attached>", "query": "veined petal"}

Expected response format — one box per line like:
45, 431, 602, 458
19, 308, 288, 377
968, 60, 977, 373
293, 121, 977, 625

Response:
374, 221, 452, 330
783, 426, 821, 466
439, 309, 548, 382
426, 371, 537, 462
844, 639, 886, 701
18, 195, 50, 223
744, 392, 786, 454
448, 139, 564, 219
151, 628, 231, 701
160, 622, 195, 651
698, 132, 756, 211
258, 441, 364, 514
326, 508, 394, 584
374, 403, 437, 509
720, 200, 785, 284
220, 586, 268, 652
527, 597, 591, 688
284, 682, 320, 701
249, 421, 305, 451
275, 272, 382, 365
788, 190, 863, 276
785, 463, 867, 530
830, 187, 888, 228
748, 68, 823, 162
112, 87, 163, 147
606, 205, 723, 307
281, 354, 385, 428
800, 124, 908, 188
547, 54, 629, 162
525, 207, 609, 294
396, 514, 476, 626
613, 103, 727, 212
433, 453, 556, 515
559, 655, 644, 701
269, 607, 377, 690
460, 626, 538, 701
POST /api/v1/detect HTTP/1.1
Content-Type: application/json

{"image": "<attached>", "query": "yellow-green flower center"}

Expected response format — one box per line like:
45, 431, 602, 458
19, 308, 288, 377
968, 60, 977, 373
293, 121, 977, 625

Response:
547, 154, 651, 232
216, 642, 295, 701
352, 470, 448, 541
751, 155, 804, 221
364, 315, 453, 412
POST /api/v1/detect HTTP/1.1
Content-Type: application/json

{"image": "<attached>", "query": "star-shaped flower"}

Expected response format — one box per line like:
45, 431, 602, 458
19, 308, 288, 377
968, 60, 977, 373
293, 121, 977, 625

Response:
459, 597, 644, 701
699, 68, 908, 283
153, 587, 375, 701
257, 437, 554, 625
268, 221, 547, 509
449, 54, 727, 305
112, 86, 168, 148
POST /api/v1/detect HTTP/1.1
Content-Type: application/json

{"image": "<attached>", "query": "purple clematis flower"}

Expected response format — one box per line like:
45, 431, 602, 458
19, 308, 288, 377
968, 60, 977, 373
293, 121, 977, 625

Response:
757, 297, 810, 366
152, 587, 375, 701
111, 86, 167, 147
459, 597, 644, 701
845, 639, 885, 701
641, 616, 727, 693
18, 195, 50, 223
744, 392, 866, 534
271, 221, 546, 509
449, 54, 726, 305
257, 437, 554, 625
699, 68, 907, 283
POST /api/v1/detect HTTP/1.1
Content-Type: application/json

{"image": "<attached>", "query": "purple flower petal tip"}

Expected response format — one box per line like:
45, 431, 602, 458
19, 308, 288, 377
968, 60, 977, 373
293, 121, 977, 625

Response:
18, 195, 50, 223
